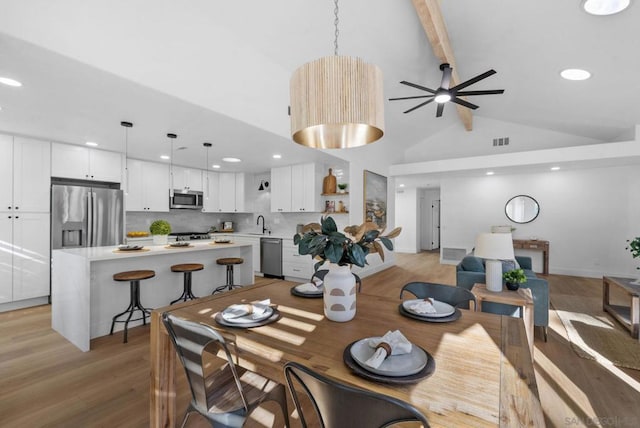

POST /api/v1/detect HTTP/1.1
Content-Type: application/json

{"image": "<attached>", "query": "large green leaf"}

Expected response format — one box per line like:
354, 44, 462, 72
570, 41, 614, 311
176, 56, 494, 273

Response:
349, 244, 367, 267
325, 244, 344, 264
321, 216, 338, 234
363, 230, 380, 242
379, 236, 394, 250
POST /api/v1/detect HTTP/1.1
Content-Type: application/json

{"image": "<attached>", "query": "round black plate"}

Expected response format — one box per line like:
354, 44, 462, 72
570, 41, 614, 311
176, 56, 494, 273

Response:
290, 285, 323, 298
398, 305, 462, 323
214, 308, 281, 328
343, 341, 436, 384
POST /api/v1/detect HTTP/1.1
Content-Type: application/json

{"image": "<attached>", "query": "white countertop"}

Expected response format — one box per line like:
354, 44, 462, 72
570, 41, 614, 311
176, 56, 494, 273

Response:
53, 240, 252, 262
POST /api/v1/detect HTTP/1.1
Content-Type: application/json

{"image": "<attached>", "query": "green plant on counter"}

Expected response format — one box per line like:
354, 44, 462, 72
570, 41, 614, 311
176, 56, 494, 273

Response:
503, 268, 527, 285
149, 219, 171, 235
338, 183, 348, 191
626, 237, 640, 270
293, 216, 401, 270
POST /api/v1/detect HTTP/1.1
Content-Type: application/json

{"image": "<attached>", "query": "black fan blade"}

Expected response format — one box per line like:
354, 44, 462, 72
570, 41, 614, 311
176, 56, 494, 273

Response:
400, 81, 437, 94
440, 64, 452, 90
403, 98, 434, 114
455, 89, 505, 96
436, 103, 445, 117
450, 69, 497, 92
450, 97, 479, 110
389, 95, 435, 101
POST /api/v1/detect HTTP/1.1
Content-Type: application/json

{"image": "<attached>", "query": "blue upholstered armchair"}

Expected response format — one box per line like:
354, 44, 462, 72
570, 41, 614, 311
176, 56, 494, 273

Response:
456, 255, 548, 340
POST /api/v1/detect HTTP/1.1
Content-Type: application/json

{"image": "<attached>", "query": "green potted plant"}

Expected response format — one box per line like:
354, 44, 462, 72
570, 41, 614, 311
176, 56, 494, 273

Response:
149, 219, 171, 245
626, 237, 640, 284
503, 268, 527, 291
293, 216, 401, 322
337, 183, 348, 193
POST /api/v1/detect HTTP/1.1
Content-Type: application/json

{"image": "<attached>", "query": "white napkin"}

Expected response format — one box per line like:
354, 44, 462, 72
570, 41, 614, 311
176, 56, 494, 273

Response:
364, 330, 413, 369
222, 299, 270, 321
408, 298, 437, 314
295, 277, 324, 293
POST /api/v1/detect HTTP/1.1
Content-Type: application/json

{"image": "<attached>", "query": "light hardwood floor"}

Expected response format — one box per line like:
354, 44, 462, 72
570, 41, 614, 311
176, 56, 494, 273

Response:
1, 252, 639, 427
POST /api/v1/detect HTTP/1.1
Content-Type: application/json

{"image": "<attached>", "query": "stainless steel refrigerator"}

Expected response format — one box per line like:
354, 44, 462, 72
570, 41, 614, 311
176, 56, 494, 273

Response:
51, 184, 124, 249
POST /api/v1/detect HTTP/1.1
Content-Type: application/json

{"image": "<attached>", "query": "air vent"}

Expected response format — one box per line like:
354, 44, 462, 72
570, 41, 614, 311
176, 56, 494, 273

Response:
492, 137, 509, 147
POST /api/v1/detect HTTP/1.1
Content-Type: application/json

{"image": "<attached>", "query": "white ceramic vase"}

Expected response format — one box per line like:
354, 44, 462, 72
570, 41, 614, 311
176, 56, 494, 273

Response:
323, 263, 357, 322
152, 234, 168, 245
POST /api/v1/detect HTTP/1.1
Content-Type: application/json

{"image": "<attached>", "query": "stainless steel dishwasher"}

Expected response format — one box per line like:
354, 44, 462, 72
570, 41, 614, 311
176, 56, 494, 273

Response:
260, 237, 283, 279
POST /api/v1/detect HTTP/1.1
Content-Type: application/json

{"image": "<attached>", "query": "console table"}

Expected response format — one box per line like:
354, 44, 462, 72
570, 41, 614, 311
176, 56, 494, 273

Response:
513, 239, 549, 275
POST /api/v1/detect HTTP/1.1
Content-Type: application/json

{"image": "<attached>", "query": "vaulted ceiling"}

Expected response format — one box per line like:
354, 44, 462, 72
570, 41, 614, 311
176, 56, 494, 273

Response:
0, 0, 638, 173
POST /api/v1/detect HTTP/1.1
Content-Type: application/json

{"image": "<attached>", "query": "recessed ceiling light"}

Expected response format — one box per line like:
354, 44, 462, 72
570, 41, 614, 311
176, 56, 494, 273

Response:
486, 171, 495, 176
222, 157, 241, 163
551, 166, 561, 171
85, 141, 98, 147
272, 154, 282, 159
212, 164, 221, 169
560, 68, 591, 81
399, 184, 405, 188
0, 77, 22, 87
582, 0, 629, 15
160, 155, 170, 160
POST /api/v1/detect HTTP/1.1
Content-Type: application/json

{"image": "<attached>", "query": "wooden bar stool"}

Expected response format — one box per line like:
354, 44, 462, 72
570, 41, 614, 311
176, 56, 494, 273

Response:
170, 263, 204, 304
213, 257, 244, 294
110, 269, 155, 343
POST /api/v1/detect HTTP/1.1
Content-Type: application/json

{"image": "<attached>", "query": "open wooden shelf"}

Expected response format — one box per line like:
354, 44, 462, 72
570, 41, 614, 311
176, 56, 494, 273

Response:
321, 192, 349, 196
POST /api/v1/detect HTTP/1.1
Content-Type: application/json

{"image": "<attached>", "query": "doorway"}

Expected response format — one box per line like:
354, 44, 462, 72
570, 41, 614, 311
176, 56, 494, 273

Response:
420, 189, 441, 251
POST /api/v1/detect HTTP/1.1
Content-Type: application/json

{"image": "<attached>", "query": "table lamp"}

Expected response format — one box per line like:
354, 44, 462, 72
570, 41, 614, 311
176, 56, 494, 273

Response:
474, 233, 515, 292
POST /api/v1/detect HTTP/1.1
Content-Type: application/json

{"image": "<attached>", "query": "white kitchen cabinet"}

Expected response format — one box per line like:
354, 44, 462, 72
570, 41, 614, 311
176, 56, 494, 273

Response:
270, 163, 321, 213
202, 171, 220, 213
0, 213, 50, 304
126, 159, 169, 212
52, 143, 122, 183
270, 166, 292, 212
0, 135, 51, 213
218, 173, 249, 212
282, 238, 314, 280
171, 166, 203, 192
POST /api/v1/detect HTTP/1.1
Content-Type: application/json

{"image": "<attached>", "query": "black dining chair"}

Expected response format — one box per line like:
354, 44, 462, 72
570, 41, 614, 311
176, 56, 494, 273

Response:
400, 281, 477, 310
310, 269, 363, 292
162, 313, 289, 428
283, 361, 430, 428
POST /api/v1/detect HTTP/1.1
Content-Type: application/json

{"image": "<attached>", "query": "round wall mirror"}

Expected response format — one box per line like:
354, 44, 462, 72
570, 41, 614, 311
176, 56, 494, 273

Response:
505, 195, 540, 224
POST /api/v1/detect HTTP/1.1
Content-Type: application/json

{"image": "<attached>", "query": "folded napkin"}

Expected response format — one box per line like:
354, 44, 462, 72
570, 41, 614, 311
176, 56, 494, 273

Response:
364, 330, 413, 369
222, 299, 270, 321
295, 277, 324, 293
408, 298, 437, 315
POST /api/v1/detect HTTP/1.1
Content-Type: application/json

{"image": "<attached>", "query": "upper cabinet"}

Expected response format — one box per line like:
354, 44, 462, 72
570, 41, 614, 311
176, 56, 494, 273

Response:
218, 172, 250, 212
202, 171, 220, 213
51, 143, 122, 183
0, 135, 51, 213
126, 159, 169, 212
270, 163, 321, 213
171, 166, 203, 192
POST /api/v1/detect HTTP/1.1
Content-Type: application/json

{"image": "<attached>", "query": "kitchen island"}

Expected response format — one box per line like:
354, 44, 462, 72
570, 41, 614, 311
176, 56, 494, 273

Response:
52, 241, 253, 351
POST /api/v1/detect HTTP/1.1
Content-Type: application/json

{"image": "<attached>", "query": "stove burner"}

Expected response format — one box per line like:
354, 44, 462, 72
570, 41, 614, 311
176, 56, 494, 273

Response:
170, 232, 210, 241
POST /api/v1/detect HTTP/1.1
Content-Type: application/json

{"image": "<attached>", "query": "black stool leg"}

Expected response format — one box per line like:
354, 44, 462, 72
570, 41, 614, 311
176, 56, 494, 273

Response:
171, 272, 199, 304
213, 265, 241, 294
110, 280, 153, 344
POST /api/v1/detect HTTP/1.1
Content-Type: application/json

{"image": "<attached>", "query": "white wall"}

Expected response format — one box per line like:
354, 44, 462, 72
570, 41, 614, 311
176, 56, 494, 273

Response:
440, 165, 640, 278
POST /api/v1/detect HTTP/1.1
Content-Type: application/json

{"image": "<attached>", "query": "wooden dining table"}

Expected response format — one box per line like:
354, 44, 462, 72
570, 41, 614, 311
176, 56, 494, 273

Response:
150, 281, 545, 427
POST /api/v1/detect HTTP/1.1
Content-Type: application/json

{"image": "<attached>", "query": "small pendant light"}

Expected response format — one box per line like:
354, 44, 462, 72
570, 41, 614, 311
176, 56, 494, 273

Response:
167, 133, 177, 197
203, 142, 212, 200
120, 121, 133, 195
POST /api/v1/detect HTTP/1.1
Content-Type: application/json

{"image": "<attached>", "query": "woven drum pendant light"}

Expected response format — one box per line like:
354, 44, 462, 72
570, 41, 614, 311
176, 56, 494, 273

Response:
290, 1, 384, 149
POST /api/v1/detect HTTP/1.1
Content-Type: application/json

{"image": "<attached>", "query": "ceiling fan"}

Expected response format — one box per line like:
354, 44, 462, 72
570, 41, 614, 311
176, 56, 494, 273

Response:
389, 63, 504, 117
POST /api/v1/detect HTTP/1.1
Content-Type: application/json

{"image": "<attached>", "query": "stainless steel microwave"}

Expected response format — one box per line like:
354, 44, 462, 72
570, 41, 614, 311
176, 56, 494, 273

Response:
170, 190, 203, 209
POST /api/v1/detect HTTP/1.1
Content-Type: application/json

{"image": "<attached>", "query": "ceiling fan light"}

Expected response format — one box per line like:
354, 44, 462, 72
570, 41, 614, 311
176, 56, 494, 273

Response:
434, 92, 452, 103
290, 56, 384, 149
582, 0, 630, 15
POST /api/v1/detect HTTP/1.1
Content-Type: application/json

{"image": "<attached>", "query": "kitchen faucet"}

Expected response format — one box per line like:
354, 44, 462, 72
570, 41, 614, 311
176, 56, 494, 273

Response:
257, 215, 267, 234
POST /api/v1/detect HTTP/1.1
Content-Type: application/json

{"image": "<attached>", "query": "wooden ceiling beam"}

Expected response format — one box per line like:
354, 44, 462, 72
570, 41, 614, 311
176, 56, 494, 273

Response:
411, 0, 473, 131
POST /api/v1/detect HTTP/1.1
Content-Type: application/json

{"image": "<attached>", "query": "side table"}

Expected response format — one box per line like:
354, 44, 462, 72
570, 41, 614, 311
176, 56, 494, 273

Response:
472, 283, 535, 357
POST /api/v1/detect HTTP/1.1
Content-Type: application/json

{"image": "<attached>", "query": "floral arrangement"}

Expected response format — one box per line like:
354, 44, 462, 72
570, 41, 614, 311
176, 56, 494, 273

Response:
293, 216, 401, 270
626, 237, 640, 270
503, 268, 527, 285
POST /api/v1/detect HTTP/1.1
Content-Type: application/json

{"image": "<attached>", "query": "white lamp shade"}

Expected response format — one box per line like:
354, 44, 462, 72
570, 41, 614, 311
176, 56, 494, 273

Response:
474, 233, 515, 260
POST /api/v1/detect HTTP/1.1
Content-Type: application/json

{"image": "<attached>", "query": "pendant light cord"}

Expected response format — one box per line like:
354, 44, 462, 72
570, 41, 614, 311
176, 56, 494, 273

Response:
333, 0, 339, 56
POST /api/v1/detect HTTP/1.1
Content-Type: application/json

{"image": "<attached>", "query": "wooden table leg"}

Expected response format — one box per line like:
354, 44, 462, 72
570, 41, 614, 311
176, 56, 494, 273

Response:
632, 295, 639, 340
602, 279, 610, 312
150, 310, 177, 428
523, 300, 534, 357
